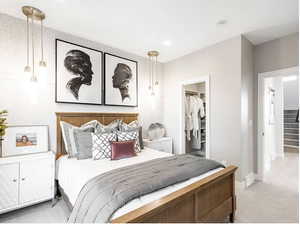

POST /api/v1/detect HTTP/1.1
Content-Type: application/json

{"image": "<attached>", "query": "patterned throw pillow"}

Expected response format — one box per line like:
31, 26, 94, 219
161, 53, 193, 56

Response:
60, 120, 97, 158
119, 120, 139, 131
117, 131, 141, 153
119, 120, 144, 149
94, 120, 121, 134
92, 132, 117, 160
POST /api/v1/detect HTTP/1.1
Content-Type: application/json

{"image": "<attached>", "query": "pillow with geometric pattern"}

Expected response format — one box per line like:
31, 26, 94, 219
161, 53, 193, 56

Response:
119, 120, 144, 149
91, 132, 117, 160
116, 131, 141, 153
94, 120, 121, 134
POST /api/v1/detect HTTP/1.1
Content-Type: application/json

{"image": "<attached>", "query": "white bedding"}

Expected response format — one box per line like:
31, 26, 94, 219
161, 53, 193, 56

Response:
56, 148, 223, 220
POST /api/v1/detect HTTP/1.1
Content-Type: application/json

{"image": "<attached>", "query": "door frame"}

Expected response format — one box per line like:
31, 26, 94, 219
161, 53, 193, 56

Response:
179, 75, 210, 158
257, 66, 298, 180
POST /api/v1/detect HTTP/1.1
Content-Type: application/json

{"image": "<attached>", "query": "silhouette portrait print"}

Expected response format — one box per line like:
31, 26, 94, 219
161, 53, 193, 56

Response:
64, 50, 94, 100
112, 63, 132, 102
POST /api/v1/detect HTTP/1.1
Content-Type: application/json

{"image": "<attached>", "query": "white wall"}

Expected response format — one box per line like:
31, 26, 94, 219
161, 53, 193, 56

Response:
283, 78, 299, 110
0, 13, 164, 152
163, 36, 243, 180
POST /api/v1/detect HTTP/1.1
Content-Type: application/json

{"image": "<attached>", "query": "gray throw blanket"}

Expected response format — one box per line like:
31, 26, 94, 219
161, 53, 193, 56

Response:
68, 155, 224, 223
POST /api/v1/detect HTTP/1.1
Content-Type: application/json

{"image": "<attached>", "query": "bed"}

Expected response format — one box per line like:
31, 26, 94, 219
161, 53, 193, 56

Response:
55, 112, 237, 223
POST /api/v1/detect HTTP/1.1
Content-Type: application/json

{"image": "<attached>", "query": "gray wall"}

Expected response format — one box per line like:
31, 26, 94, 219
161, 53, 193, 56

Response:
254, 33, 299, 74
253, 33, 299, 172
0, 13, 164, 152
163, 36, 243, 180
241, 36, 254, 179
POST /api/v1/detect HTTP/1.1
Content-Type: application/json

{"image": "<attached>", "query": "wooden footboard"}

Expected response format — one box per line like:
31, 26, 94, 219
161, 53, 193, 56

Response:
111, 165, 237, 223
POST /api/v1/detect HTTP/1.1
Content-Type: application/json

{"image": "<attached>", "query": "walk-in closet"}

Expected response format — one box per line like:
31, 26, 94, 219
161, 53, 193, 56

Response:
184, 81, 207, 157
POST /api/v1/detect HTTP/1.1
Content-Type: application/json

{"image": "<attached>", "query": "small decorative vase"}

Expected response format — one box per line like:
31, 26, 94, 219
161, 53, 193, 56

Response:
148, 123, 166, 140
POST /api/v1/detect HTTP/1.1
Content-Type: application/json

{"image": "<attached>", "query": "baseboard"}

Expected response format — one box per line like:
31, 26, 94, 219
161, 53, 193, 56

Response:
235, 180, 245, 189
245, 172, 256, 187
255, 173, 263, 181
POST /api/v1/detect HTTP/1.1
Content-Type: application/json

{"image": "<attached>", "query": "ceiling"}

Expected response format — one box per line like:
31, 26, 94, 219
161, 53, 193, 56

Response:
1, 0, 298, 62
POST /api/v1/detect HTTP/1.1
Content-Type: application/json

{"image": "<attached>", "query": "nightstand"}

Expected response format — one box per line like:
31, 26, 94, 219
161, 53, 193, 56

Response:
144, 137, 173, 154
0, 152, 55, 214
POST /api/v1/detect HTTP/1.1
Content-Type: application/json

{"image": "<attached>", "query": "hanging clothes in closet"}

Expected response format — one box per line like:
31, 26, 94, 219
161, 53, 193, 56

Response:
185, 94, 205, 149
185, 95, 193, 141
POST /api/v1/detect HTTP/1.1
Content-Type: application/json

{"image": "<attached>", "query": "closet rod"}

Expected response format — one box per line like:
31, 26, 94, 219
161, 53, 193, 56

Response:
185, 90, 199, 95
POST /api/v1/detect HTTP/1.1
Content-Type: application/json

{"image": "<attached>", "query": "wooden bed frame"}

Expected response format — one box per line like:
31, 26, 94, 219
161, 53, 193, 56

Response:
56, 112, 238, 223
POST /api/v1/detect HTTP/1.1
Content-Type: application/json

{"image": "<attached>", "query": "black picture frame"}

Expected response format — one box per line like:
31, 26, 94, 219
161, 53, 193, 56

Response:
104, 53, 138, 107
55, 39, 104, 105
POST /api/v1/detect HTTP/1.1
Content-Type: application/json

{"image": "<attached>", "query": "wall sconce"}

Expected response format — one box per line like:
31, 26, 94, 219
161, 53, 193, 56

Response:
147, 50, 159, 96
22, 6, 46, 82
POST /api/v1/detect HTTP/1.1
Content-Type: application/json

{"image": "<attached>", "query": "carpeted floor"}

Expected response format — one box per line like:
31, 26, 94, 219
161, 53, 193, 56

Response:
235, 152, 299, 223
0, 153, 298, 223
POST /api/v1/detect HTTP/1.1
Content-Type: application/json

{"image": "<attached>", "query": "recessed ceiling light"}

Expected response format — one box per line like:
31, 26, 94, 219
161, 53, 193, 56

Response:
162, 40, 172, 46
217, 20, 227, 25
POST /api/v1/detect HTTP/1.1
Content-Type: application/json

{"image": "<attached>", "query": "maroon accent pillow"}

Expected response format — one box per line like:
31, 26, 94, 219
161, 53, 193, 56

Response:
111, 140, 136, 160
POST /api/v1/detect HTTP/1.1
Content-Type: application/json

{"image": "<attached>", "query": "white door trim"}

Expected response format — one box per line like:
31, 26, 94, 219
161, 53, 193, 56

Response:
257, 66, 298, 180
179, 75, 210, 158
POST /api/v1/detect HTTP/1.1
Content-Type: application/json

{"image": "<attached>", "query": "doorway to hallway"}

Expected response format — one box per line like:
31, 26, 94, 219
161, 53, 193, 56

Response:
257, 66, 299, 180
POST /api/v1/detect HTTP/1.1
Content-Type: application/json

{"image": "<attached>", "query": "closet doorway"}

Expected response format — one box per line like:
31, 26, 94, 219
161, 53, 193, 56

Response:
180, 76, 210, 158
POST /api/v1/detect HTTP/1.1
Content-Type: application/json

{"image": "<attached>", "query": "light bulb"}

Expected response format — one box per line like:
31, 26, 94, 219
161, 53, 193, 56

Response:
39, 60, 47, 76
24, 66, 31, 80
24, 65, 31, 74
30, 74, 37, 82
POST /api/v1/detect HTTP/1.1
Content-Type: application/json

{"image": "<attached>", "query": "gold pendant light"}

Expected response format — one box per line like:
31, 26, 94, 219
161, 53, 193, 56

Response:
22, 6, 46, 82
147, 50, 159, 96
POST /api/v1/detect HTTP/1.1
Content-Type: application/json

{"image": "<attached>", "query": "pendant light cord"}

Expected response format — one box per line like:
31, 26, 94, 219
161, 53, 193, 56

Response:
31, 17, 35, 78
26, 16, 29, 66
41, 19, 44, 62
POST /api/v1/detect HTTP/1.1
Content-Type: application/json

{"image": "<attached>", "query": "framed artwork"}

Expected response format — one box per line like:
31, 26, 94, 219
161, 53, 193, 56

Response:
55, 39, 103, 105
104, 53, 138, 107
1, 125, 48, 157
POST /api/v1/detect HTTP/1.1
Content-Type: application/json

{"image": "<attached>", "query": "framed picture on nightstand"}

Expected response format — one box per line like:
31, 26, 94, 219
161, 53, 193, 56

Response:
1, 125, 49, 157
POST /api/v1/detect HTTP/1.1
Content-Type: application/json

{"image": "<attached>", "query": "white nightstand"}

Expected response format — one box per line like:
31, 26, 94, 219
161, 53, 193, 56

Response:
144, 137, 173, 154
0, 152, 55, 214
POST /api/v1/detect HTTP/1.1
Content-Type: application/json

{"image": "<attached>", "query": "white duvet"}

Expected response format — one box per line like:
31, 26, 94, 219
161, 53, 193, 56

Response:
56, 148, 223, 220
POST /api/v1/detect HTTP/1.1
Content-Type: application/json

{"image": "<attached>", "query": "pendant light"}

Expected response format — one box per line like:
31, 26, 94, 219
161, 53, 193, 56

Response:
22, 6, 46, 82
39, 19, 47, 77
147, 50, 159, 96
24, 15, 31, 78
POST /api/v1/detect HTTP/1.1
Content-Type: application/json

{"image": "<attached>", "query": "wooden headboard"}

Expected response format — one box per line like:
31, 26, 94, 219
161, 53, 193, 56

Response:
56, 112, 138, 159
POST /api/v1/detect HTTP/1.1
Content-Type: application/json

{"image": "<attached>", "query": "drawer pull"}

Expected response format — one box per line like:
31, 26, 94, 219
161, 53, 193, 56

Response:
21, 178, 26, 181
12, 179, 17, 182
